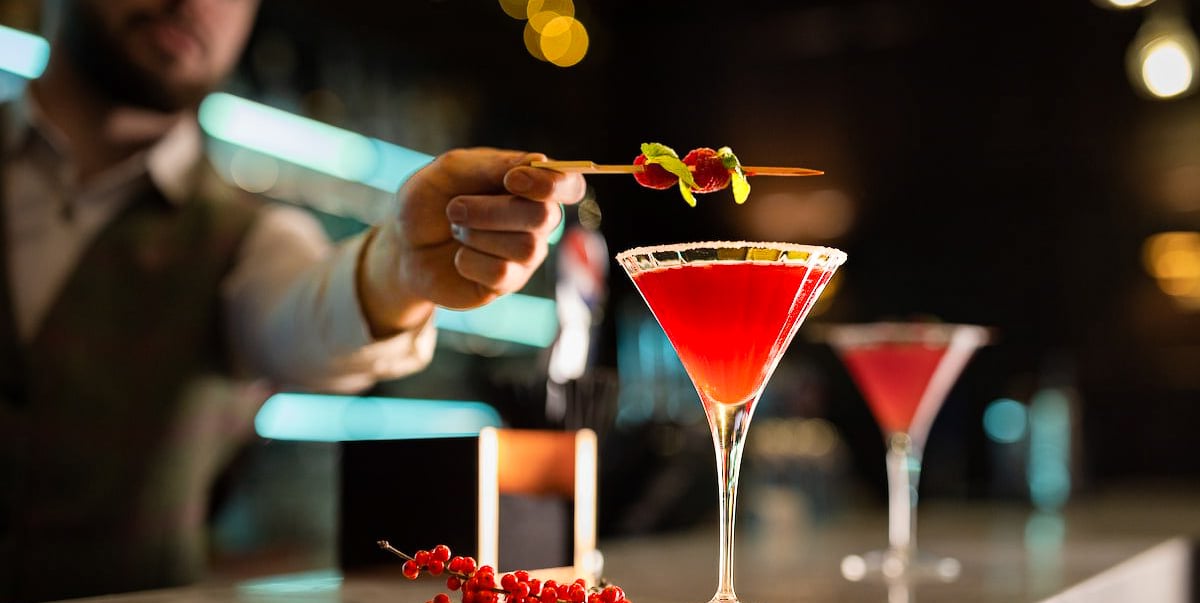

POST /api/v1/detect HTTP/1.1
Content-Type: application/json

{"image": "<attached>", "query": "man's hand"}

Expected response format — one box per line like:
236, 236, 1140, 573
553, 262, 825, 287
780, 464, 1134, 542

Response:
358, 148, 587, 337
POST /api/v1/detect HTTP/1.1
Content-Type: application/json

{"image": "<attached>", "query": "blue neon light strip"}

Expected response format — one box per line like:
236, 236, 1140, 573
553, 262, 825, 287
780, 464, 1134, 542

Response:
255, 393, 502, 442
0, 24, 49, 79
198, 92, 432, 191
435, 293, 558, 348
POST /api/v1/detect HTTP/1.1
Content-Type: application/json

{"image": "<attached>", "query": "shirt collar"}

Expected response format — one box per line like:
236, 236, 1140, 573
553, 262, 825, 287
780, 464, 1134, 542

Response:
4, 86, 203, 206
145, 114, 203, 206
2, 89, 37, 155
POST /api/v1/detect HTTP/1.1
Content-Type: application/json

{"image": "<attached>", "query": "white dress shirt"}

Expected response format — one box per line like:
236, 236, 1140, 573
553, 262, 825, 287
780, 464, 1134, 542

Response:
1, 93, 435, 393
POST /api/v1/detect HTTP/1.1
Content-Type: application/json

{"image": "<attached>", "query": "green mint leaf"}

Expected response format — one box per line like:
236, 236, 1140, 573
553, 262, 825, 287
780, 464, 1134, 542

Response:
641, 142, 679, 159
646, 155, 698, 189
717, 147, 750, 204
716, 146, 741, 171
730, 169, 750, 204
677, 179, 697, 207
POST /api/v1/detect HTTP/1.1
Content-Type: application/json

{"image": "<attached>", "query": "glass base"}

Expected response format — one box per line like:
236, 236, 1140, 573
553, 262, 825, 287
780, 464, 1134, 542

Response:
707, 595, 741, 603
840, 549, 961, 583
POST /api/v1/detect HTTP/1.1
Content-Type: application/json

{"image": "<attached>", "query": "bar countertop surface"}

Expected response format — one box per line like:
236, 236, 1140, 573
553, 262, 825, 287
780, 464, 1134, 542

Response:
57, 484, 1200, 603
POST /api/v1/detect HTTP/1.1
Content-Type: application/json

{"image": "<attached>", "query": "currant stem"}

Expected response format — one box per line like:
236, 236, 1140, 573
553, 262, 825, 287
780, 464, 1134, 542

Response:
377, 540, 414, 562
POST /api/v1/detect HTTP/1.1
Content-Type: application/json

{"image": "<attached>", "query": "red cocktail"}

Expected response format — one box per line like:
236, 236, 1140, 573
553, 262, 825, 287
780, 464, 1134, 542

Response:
619, 242, 846, 603
827, 322, 989, 583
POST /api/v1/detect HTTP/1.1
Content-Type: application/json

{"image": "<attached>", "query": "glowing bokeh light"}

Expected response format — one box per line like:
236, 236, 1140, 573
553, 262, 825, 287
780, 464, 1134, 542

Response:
254, 394, 502, 442
237, 570, 343, 595
1027, 388, 1072, 512
515, 2, 587, 67
198, 92, 432, 192
498, 0, 530, 19
548, 18, 590, 67
436, 293, 558, 348
983, 398, 1028, 444
0, 24, 49, 79
229, 149, 280, 194
1141, 38, 1195, 98
1143, 231, 1200, 306
539, 15, 576, 61
523, 13, 555, 61
527, 0, 574, 20
1096, 0, 1156, 8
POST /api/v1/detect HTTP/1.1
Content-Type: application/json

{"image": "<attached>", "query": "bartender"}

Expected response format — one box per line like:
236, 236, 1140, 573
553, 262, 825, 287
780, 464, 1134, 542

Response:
0, 0, 585, 600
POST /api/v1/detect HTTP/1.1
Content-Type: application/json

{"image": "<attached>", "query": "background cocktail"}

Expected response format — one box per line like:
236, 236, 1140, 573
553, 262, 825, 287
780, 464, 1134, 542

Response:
827, 322, 989, 582
618, 242, 846, 603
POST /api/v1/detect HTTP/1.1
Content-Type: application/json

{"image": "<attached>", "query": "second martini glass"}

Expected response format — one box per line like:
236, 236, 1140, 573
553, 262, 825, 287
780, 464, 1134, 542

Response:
826, 321, 989, 582
618, 241, 846, 603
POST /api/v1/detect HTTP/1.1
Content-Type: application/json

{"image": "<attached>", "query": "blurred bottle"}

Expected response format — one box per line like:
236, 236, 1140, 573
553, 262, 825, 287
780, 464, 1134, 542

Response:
546, 199, 618, 437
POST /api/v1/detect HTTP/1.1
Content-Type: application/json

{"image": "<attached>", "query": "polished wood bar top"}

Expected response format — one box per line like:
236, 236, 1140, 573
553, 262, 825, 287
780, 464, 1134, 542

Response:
59, 486, 1199, 603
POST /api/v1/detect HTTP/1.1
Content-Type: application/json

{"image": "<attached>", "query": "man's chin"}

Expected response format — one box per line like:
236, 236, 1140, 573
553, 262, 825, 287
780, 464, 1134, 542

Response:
99, 66, 212, 113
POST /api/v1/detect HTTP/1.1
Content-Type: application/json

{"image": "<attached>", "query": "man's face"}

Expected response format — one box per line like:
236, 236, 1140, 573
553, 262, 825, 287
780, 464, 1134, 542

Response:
60, 0, 260, 112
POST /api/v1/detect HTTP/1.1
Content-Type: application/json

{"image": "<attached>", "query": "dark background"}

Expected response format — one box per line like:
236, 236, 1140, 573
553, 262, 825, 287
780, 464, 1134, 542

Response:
254, 0, 1200, 497
272, 0, 1200, 479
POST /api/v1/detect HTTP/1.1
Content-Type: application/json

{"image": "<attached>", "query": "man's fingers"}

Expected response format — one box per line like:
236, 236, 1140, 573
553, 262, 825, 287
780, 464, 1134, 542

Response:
450, 228, 547, 266
429, 148, 538, 195
445, 195, 562, 234
453, 246, 536, 295
504, 164, 587, 205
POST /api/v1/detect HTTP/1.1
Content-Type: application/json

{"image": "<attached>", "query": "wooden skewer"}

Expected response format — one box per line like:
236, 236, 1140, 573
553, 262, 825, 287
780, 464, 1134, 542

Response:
531, 160, 824, 177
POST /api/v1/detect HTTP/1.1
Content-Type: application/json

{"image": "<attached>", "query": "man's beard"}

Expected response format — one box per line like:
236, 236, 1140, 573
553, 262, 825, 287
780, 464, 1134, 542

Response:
60, 2, 213, 113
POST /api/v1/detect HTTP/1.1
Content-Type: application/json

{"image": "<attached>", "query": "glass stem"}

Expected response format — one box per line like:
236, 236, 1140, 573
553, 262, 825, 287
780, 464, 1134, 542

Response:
886, 433, 921, 561
710, 401, 753, 602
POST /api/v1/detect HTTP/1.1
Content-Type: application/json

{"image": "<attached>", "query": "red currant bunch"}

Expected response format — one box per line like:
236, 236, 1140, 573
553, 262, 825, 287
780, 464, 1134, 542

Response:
378, 541, 631, 603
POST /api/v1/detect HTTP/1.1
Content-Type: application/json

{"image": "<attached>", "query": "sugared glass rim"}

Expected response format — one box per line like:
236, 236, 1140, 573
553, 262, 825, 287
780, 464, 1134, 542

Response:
616, 240, 848, 274
821, 321, 992, 348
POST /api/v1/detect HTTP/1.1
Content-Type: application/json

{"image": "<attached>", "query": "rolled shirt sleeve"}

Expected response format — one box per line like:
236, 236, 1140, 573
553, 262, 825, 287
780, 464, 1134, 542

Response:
222, 204, 436, 392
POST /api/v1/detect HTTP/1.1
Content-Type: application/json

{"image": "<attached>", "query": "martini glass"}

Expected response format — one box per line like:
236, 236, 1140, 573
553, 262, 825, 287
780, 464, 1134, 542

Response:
617, 241, 846, 603
826, 321, 989, 583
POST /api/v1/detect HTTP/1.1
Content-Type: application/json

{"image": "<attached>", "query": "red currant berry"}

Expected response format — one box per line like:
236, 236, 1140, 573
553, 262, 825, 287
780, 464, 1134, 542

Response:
603, 586, 624, 602
512, 583, 531, 598
569, 585, 586, 603
447, 577, 462, 591
587, 594, 600, 603
428, 560, 445, 575
633, 154, 679, 190
402, 560, 420, 580
513, 570, 531, 583
415, 550, 431, 566
501, 573, 518, 590
432, 544, 452, 562
539, 590, 557, 603
434, 595, 451, 603
682, 147, 731, 193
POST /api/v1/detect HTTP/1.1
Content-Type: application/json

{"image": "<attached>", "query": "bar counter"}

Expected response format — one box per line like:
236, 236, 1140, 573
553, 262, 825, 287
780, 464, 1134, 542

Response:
59, 485, 1199, 603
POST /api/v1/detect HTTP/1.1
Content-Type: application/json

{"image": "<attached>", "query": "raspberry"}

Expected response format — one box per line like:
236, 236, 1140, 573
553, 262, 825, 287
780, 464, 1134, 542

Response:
633, 154, 678, 190
682, 147, 731, 193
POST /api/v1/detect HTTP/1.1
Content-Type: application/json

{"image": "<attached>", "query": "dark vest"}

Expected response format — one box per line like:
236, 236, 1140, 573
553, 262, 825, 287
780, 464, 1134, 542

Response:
0, 131, 265, 602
